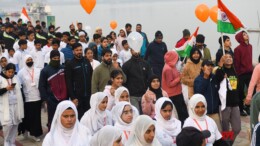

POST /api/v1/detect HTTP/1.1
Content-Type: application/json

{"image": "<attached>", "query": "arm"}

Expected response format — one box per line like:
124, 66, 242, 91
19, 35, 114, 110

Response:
65, 62, 76, 100
194, 76, 209, 95
38, 69, 49, 101
164, 69, 181, 88
91, 69, 99, 94
144, 44, 151, 61
246, 65, 260, 100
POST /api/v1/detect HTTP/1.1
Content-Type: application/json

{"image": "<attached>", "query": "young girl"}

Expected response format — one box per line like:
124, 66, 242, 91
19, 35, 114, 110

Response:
115, 86, 130, 103
142, 74, 168, 119
112, 102, 139, 145
104, 70, 124, 110
111, 49, 123, 69
155, 97, 181, 146
0, 56, 8, 73
85, 47, 100, 70
115, 28, 127, 53
0, 63, 24, 146
80, 92, 113, 135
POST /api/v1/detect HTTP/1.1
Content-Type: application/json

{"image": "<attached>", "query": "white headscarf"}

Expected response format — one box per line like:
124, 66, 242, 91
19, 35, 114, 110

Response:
155, 97, 181, 137
90, 125, 122, 146
80, 92, 113, 135
23, 54, 33, 70
43, 100, 91, 146
111, 101, 139, 132
125, 115, 162, 146
188, 94, 207, 121
114, 86, 130, 103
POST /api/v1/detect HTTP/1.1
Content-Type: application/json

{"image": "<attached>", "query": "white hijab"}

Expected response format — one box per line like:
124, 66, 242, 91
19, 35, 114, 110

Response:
80, 92, 113, 135
23, 54, 33, 70
155, 97, 181, 137
90, 125, 122, 146
114, 86, 130, 103
42, 100, 91, 146
125, 115, 162, 146
111, 101, 139, 132
188, 94, 207, 121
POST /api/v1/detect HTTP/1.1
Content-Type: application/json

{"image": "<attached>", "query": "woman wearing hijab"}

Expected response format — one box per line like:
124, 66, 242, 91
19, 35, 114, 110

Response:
90, 125, 123, 146
111, 101, 139, 145
183, 94, 224, 146
42, 100, 91, 146
0, 63, 24, 146
17, 55, 42, 141
181, 48, 202, 98
114, 86, 130, 103
80, 92, 113, 135
0, 56, 8, 73
125, 115, 162, 146
155, 97, 181, 146
115, 28, 127, 53
142, 74, 168, 119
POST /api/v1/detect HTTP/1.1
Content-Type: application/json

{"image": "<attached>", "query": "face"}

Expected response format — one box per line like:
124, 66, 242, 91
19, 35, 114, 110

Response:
119, 91, 129, 102
35, 43, 42, 50
60, 109, 76, 129
224, 54, 233, 66
19, 35, 26, 40
160, 104, 173, 120
123, 43, 129, 50
192, 51, 200, 60
73, 46, 83, 59
52, 44, 59, 50
77, 24, 82, 30
126, 26, 132, 32
51, 56, 60, 61
97, 29, 102, 35
111, 32, 116, 39
113, 137, 122, 146
63, 35, 69, 42
196, 42, 204, 49
9, 50, 15, 57
202, 64, 213, 73
112, 74, 123, 87
155, 36, 163, 43
120, 30, 126, 37
144, 125, 155, 144
112, 54, 118, 61
121, 105, 133, 124
69, 39, 76, 46
224, 38, 231, 48
26, 57, 33, 63
5, 69, 15, 78
28, 33, 35, 41
98, 96, 108, 111
151, 78, 160, 89
79, 35, 86, 42
243, 32, 249, 41
102, 52, 112, 63
194, 102, 206, 117
21, 44, 27, 50
48, 38, 53, 45
184, 35, 190, 40
86, 49, 93, 61
107, 37, 112, 44
70, 25, 75, 30
136, 25, 142, 32
49, 28, 54, 33
0, 58, 7, 67
101, 39, 108, 48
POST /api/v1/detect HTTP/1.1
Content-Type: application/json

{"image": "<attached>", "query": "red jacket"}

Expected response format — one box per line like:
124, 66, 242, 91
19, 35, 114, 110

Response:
162, 51, 182, 97
234, 31, 253, 75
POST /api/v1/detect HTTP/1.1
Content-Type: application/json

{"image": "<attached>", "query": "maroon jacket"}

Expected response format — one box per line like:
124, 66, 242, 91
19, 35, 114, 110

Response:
234, 31, 253, 76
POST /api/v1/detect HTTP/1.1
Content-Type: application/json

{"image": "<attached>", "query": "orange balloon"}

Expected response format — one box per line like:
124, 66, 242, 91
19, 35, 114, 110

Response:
195, 4, 210, 22
80, 0, 96, 14
210, 5, 218, 24
110, 21, 118, 30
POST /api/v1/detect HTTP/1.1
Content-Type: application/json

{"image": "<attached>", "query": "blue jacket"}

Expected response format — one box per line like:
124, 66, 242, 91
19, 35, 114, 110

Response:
194, 73, 223, 114
140, 32, 149, 58
97, 45, 110, 61
61, 45, 74, 61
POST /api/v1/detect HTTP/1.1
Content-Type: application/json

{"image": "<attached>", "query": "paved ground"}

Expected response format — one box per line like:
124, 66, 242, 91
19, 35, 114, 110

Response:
0, 110, 252, 146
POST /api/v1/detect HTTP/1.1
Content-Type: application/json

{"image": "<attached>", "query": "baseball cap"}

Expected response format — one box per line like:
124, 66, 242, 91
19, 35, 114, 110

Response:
202, 59, 214, 66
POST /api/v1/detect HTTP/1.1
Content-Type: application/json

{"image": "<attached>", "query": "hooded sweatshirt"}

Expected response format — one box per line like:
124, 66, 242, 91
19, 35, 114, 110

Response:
234, 31, 253, 76
162, 51, 182, 97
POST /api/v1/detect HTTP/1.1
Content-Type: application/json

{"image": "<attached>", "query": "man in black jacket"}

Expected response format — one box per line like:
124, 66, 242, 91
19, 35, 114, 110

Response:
65, 43, 93, 119
3, 23, 16, 50
122, 49, 152, 113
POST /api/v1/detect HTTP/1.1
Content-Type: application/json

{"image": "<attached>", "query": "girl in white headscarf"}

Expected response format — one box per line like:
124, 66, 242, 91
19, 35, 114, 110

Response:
80, 92, 113, 135
183, 94, 222, 146
114, 86, 130, 103
125, 115, 162, 146
17, 55, 42, 141
90, 125, 123, 146
155, 97, 181, 146
111, 101, 139, 145
42, 100, 91, 146
115, 28, 127, 53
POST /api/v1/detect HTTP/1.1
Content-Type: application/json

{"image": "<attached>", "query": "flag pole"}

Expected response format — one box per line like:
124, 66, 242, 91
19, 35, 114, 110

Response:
221, 32, 225, 55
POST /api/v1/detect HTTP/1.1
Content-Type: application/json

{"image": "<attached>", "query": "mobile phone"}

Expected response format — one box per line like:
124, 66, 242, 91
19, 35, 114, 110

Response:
11, 83, 16, 87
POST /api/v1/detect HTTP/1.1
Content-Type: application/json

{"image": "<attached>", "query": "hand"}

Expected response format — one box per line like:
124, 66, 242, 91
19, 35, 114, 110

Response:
72, 99, 79, 107
244, 98, 251, 105
6, 85, 14, 91
219, 55, 228, 67
110, 87, 115, 96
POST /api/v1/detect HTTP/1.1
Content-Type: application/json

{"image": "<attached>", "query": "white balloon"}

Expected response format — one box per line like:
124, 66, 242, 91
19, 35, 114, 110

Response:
127, 32, 143, 52
85, 25, 92, 37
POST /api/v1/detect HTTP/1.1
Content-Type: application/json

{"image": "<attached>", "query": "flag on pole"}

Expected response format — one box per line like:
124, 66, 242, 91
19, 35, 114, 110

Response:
175, 27, 199, 57
20, 7, 30, 23
217, 0, 244, 34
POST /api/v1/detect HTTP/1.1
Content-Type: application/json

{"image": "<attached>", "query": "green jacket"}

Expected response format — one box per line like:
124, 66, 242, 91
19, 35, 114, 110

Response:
250, 92, 260, 132
91, 62, 126, 94
201, 47, 211, 60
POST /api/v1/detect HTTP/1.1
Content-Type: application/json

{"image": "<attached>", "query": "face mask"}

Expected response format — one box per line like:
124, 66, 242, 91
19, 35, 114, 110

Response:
26, 61, 34, 67
49, 60, 60, 68
103, 59, 112, 65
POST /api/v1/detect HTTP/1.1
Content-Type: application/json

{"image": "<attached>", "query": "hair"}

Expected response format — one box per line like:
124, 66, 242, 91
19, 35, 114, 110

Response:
18, 40, 27, 46
100, 37, 107, 43
72, 42, 82, 50
18, 31, 26, 37
84, 47, 93, 55
5, 63, 16, 71
102, 49, 112, 57
258, 54, 260, 63
17, 18, 22, 23
66, 107, 73, 110
48, 25, 55, 30
125, 23, 132, 28
41, 21, 46, 26
107, 70, 123, 85
218, 35, 230, 46
36, 20, 40, 23
62, 31, 70, 37
106, 35, 112, 39
47, 36, 53, 40
77, 22, 82, 25
55, 32, 62, 39
27, 30, 34, 36
68, 36, 76, 41
8, 48, 15, 52
161, 101, 173, 109
52, 39, 60, 46
34, 39, 42, 45
122, 40, 128, 46
136, 23, 142, 27
196, 34, 205, 43
109, 31, 116, 36
93, 34, 101, 40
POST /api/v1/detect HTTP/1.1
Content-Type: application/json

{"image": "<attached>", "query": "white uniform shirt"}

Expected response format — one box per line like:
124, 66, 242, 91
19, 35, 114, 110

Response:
44, 51, 65, 65
30, 49, 45, 69
13, 49, 29, 71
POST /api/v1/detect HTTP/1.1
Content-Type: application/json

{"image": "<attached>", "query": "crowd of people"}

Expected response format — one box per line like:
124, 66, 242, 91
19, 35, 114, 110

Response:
0, 16, 260, 146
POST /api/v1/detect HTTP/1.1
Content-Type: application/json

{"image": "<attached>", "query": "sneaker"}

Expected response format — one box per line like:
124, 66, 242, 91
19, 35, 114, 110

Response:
240, 111, 247, 116
20, 131, 29, 140
244, 106, 250, 115
30, 136, 41, 142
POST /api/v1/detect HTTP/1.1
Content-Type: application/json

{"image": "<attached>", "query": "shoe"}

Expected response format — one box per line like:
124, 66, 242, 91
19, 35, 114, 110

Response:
244, 106, 250, 115
240, 111, 247, 116
30, 136, 41, 142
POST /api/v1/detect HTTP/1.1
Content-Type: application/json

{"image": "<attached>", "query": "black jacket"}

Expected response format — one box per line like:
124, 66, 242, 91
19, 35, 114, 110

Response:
65, 57, 93, 100
122, 56, 152, 97
145, 40, 167, 65
3, 31, 16, 49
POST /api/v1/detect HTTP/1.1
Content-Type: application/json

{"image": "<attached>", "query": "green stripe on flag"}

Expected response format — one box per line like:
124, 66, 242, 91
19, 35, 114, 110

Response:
217, 20, 237, 34
184, 45, 192, 57
176, 50, 186, 58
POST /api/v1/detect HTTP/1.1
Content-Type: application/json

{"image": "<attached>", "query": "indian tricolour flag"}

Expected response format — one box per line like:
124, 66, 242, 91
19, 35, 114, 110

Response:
175, 27, 199, 57
217, 0, 244, 34
20, 7, 30, 23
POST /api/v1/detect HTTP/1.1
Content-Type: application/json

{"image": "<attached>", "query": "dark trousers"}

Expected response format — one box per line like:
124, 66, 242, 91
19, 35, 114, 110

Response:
238, 73, 252, 112
78, 97, 90, 120
170, 94, 189, 126
47, 99, 59, 130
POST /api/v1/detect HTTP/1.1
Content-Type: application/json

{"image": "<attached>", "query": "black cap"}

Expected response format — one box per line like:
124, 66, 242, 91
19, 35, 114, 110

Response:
176, 127, 211, 146
202, 59, 214, 66
155, 30, 163, 38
